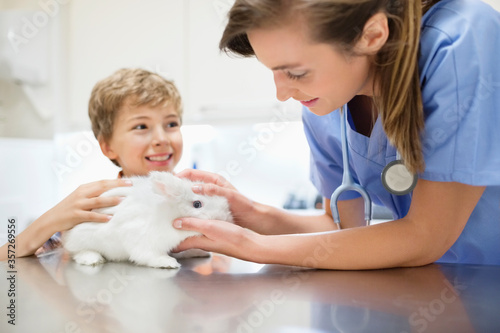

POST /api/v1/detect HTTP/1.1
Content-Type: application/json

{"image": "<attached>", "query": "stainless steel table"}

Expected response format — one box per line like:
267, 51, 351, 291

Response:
1, 249, 499, 332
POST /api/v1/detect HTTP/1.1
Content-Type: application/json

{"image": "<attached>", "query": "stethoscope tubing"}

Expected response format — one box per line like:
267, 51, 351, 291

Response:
330, 105, 372, 229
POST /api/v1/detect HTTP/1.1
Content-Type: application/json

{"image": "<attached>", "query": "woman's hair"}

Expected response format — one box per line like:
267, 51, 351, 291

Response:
88, 68, 183, 143
220, 0, 440, 174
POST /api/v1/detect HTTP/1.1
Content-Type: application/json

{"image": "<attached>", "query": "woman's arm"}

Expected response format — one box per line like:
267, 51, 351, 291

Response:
0, 179, 132, 261
174, 179, 485, 269
253, 196, 366, 234
177, 169, 365, 235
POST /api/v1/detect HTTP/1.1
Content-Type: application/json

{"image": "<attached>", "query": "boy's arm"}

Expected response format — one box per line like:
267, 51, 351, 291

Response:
0, 179, 132, 261
1, 211, 60, 260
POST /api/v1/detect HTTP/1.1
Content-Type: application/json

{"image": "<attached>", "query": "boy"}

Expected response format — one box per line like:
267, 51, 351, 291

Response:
0, 68, 185, 259
90, 68, 184, 178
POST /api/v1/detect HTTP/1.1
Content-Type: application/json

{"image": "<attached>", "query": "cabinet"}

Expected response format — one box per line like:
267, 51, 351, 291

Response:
184, 0, 279, 123
66, 0, 283, 130
67, 0, 186, 130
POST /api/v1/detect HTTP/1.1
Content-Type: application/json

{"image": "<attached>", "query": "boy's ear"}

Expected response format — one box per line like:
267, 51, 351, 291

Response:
98, 136, 118, 160
354, 12, 389, 55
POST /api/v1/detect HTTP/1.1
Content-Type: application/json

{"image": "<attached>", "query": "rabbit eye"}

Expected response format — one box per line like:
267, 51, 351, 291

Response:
193, 200, 202, 209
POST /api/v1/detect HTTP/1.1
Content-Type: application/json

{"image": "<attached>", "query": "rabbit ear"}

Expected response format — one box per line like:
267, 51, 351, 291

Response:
150, 171, 185, 199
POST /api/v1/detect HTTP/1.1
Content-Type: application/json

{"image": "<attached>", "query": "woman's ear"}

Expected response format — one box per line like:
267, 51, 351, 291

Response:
355, 12, 389, 55
98, 136, 118, 160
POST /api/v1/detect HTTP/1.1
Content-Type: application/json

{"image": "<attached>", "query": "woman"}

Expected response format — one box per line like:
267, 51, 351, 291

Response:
174, 0, 500, 269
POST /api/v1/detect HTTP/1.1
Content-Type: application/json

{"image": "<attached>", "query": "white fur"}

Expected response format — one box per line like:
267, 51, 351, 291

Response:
63, 172, 233, 268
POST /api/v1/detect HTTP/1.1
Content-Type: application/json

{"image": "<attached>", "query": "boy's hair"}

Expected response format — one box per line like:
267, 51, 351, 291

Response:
88, 68, 183, 143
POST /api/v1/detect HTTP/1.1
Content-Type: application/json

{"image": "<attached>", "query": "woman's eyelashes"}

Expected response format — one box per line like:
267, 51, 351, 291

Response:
285, 70, 307, 81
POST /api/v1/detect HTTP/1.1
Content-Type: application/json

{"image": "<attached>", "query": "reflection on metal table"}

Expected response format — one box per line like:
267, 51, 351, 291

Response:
1, 248, 499, 332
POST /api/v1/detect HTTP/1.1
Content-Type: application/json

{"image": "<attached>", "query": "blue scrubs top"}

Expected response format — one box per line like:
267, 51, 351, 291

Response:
302, 0, 500, 265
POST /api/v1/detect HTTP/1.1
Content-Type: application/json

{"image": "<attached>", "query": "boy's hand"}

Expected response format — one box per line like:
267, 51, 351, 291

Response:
0, 178, 134, 260
45, 179, 132, 232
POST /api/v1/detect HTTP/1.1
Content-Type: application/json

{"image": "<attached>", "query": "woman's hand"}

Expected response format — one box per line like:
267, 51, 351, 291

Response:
176, 169, 263, 230
172, 217, 266, 263
177, 168, 337, 235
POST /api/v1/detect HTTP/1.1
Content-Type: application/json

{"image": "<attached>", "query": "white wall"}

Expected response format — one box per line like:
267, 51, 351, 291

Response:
0, 0, 67, 139
484, 0, 500, 10
185, 0, 278, 123
1, 0, 499, 136
65, 0, 280, 131
66, 0, 186, 131
0, 138, 56, 244
179, 120, 318, 209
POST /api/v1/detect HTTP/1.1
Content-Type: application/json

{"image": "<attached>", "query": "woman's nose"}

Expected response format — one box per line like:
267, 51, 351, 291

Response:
274, 72, 294, 102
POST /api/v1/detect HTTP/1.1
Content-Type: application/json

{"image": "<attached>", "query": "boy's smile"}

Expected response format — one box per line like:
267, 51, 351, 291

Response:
145, 153, 175, 168
146, 153, 172, 162
99, 101, 183, 177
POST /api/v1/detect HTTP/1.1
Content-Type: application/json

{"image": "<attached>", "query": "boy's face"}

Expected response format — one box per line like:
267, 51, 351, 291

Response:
99, 102, 183, 177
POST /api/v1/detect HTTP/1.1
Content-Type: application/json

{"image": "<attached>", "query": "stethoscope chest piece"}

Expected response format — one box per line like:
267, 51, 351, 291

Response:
381, 159, 417, 195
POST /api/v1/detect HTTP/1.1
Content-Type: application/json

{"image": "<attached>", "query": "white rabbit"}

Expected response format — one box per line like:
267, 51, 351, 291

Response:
63, 171, 233, 268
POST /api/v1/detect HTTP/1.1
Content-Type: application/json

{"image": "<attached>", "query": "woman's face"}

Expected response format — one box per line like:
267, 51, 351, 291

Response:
247, 21, 374, 115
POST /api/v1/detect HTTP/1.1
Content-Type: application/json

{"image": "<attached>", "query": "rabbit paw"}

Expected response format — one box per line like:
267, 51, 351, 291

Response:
145, 255, 180, 269
73, 250, 106, 266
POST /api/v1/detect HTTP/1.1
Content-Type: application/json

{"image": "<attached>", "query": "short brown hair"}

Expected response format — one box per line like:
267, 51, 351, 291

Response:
88, 68, 183, 142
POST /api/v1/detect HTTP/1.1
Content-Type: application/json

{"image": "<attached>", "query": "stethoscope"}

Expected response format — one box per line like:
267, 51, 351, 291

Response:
330, 104, 418, 229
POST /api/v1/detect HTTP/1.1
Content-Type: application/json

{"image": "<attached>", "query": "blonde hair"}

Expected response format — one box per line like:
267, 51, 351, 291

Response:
220, 0, 439, 174
88, 68, 183, 143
